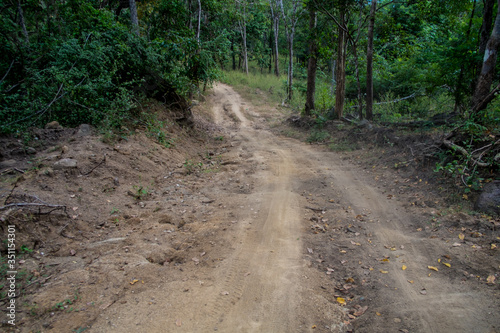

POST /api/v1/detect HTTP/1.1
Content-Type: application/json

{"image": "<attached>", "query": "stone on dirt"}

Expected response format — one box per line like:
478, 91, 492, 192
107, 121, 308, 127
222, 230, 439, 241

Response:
45, 121, 62, 129
474, 181, 500, 216
53, 158, 78, 169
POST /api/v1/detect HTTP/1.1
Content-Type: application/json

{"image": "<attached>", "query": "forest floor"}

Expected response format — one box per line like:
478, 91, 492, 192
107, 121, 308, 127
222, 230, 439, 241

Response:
1, 83, 499, 333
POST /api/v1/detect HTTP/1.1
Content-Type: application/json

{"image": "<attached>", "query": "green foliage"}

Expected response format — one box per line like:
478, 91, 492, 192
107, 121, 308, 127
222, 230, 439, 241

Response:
141, 112, 173, 148
131, 185, 149, 200
0, 0, 226, 134
183, 159, 203, 174
306, 129, 330, 143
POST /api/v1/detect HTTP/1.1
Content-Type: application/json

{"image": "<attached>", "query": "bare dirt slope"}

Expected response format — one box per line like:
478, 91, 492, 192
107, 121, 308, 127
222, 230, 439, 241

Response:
1, 83, 499, 333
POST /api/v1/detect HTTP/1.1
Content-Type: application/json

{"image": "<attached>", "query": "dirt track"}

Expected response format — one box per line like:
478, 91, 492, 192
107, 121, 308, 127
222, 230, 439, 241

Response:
78, 84, 500, 332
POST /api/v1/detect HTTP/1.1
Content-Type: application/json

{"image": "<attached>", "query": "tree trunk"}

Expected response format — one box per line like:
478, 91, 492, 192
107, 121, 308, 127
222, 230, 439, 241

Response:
471, 0, 500, 113
335, 9, 346, 119
196, 0, 201, 43
365, 0, 376, 121
231, 39, 236, 70
270, 0, 281, 77
305, 5, 318, 116
353, 43, 362, 119
454, 0, 476, 112
238, 4, 249, 75
17, 0, 29, 44
129, 0, 139, 35
287, 32, 294, 101
478, 0, 496, 71
274, 16, 280, 76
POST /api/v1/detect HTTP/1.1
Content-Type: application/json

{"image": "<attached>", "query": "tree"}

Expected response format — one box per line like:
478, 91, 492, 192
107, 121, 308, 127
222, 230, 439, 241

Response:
129, 0, 139, 35
365, 0, 376, 120
471, 0, 500, 113
236, 0, 250, 75
305, 0, 318, 115
281, 0, 303, 101
269, 0, 281, 76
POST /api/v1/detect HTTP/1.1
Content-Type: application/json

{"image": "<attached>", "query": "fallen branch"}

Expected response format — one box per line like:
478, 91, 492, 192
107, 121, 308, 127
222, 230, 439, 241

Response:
0, 202, 67, 214
306, 206, 326, 212
443, 140, 491, 167
81, 154, 106, 176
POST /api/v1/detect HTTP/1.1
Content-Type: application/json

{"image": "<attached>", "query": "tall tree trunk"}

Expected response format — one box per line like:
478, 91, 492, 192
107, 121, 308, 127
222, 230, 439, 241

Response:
477, 0, 496, 73
365, 0, 376, 121
287, 32, 294, 101
305, 5, 318, 116
273, 15, 280, 76
353, 43, 362, 119
231, 39, 236, 70
196, 0, 201, 43
269, 0, 281, 77
129, 0, 139, 35
335, 9, 346, 119
472, 0, 500, 113
17, 0, 29, 44
454, 0, 476, 112
238, 4, 249, 75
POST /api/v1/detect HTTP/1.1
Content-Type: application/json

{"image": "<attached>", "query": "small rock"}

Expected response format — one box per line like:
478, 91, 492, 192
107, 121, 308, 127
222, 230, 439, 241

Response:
474, 181, 500, 216
358, 119, 373, 130
53, 158, 77, 169
0, 159, 17, 169
61, 145, 69, 154
394, 318, 401, 323
45, 121, 62, 129
76, 124, 92, 137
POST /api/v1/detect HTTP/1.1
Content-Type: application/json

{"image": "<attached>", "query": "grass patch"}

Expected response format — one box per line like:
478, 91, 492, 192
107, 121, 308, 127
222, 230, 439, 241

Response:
306, 130, 330, 143
328, 139, 359, 151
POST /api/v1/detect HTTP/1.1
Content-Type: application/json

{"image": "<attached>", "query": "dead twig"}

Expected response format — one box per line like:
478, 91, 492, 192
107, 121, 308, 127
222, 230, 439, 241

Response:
0, 202, 67, 215
306, 206, 326, 212
443, 139, 491, 167
81, 154, 106, 176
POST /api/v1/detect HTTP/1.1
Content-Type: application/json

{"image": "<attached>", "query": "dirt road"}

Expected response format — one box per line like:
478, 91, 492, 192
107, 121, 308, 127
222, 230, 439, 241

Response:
88, 84, 499, 332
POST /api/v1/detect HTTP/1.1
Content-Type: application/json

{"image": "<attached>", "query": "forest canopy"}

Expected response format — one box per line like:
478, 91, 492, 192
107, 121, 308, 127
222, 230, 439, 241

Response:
0, 0, 499, 135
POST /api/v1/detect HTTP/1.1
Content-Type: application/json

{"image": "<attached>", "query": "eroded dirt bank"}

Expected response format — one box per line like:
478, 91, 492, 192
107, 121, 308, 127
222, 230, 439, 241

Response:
1, 83, 499, 332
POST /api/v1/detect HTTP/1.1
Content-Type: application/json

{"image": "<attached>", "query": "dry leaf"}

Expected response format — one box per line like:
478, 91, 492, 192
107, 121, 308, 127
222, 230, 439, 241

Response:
487, 275, 496, 284
312, 325, 317, 329
491, 244, 497, 250
376, 312, 381, 316
437, 258, 441, 263
428, 266, 439, 271
176, 319, 182, 327
381, 258, 390, 262
459, 233, 465, 240
407, 280, 414, 284
336, 297, 346, 305
340, 250, 347, 254
345, 277, 355, 283
443, 262, 451, 268
129, 279, 139, 285
452, 242, 462, 247
353, 305, 368, 317
380, 270, 389, 274
402, 265, 407, 271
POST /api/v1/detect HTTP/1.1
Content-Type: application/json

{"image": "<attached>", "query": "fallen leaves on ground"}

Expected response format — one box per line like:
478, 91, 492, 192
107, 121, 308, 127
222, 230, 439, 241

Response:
337, 297, 346, 305
402, 265, 407, 270
129, 279, 139, 285
428, 266, 439, 272
442, 262, 451, 268
380, 270, 389, 274
459, 233, 465, 240
487, 275, 496, 284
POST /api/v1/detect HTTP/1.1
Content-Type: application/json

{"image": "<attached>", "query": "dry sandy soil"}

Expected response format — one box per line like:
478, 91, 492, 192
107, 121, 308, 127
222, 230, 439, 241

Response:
0, 83, 499, 332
